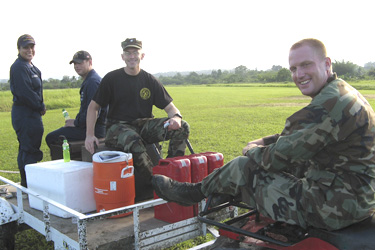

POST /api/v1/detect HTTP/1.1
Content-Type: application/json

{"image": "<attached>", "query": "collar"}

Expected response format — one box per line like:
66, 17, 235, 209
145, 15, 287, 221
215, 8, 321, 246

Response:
327, 73, 337, 84
17, 54, 32, 67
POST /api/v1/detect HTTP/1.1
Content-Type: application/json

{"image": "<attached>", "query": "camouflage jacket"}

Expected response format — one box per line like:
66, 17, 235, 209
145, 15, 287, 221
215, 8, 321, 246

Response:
247, 76, 375, 217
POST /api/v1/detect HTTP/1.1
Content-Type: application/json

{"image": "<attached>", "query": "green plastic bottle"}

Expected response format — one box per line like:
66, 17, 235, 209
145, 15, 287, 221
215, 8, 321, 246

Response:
62, 108, 70, 120
62, 139, 70, 162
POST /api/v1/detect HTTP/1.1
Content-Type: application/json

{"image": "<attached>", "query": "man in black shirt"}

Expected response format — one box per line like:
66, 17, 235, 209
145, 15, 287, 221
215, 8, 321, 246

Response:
85, 38, 190, 201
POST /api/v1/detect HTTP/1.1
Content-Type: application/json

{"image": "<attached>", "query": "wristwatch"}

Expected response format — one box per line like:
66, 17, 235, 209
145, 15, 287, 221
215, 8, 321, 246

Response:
173, 113, 183, 119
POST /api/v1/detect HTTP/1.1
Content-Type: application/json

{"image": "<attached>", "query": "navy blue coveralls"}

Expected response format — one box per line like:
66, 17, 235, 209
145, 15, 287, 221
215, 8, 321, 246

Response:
10, 55, 45, 187
45, 69, 107, 148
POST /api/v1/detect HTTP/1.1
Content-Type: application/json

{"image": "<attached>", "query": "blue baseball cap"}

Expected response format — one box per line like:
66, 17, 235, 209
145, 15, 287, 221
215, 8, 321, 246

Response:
17, 34, 35, 48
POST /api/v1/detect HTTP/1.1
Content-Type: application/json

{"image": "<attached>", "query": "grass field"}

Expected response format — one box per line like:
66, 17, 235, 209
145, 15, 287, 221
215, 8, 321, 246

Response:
1, 83, 375, 249
0, 85, 311, 183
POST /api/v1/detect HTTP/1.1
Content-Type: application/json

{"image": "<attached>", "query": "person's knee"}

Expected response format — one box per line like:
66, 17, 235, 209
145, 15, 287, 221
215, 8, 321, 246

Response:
169, 120, 190, 141
45, 131, 58, 147
181, 120, 190, 137
45, 133, 52, 145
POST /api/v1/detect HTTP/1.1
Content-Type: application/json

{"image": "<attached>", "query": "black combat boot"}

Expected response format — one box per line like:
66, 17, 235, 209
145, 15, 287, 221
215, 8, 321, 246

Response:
132, 152, 154, 202
152, 175, 206, 206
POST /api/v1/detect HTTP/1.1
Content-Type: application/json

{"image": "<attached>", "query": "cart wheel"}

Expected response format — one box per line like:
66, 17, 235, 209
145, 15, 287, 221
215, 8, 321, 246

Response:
0, 221, 17, 250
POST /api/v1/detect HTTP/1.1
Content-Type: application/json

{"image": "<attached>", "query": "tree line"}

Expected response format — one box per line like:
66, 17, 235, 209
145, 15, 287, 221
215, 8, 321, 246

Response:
1, 60, 375, 91
158, 61, 375, 85
0, 75, 83, 91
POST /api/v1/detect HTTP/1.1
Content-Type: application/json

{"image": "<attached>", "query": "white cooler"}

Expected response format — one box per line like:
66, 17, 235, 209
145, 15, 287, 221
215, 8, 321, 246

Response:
25, 160, 96, 218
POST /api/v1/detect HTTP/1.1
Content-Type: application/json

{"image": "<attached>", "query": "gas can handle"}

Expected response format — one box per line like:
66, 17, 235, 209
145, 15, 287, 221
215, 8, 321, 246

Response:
121, 166, 134, 178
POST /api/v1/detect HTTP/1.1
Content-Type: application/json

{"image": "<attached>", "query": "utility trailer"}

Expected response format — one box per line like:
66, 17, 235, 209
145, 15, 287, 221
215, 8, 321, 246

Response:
0, 175, 233, 250
0, 140, 233, 249
4, 168, 375, 250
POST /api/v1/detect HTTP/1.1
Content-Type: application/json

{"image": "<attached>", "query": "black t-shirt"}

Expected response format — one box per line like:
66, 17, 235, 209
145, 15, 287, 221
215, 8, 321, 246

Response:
93, 68, 173, 122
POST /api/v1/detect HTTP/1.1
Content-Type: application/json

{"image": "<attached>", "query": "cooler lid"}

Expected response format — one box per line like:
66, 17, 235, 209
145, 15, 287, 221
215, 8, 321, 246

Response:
92, 151, 132, 163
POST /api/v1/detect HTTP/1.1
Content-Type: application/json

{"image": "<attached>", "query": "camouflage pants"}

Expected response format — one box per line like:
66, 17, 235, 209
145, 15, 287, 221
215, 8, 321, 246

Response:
105, 118, 190, 200
201, 156, 365, 231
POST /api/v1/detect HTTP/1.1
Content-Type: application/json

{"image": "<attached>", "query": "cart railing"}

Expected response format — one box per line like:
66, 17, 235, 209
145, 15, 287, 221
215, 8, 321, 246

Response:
0, 175, 210, 250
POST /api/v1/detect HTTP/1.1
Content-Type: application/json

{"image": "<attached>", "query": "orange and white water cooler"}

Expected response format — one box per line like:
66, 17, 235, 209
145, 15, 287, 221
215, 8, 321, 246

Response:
93, 151, 135, 218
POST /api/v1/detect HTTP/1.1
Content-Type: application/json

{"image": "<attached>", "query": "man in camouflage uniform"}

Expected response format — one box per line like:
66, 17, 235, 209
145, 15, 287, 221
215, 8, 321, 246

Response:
152, 38, 375, 231
85, 38, 189, 201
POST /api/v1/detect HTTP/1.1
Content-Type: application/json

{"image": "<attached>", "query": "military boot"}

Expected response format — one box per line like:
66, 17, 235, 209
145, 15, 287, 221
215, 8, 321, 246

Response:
132, 152, 154, 202
152, 174, 206, 206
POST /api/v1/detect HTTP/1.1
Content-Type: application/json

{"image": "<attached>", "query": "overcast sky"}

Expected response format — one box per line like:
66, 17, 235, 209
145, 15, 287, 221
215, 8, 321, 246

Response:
1, 0, 374, 80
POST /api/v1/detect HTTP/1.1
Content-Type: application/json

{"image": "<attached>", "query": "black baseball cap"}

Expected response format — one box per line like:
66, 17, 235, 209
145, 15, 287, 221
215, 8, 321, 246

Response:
69, 51, 92, 64
17, 34, 35, 48
121, 38, 142, 50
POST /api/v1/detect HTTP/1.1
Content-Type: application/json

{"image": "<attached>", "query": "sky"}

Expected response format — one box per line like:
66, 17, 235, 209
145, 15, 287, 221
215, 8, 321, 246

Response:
1, 0, 375, 80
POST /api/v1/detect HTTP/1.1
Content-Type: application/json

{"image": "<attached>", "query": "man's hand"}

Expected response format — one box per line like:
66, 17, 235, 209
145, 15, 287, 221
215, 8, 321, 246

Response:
242, 138, 265, 155
85, 135, 99, 154
165, 117, 181, 131
64, 119, 75, 127
40, 108, 46, 116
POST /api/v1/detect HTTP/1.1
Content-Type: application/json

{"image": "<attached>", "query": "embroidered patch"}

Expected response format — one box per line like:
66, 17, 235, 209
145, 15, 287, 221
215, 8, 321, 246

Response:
140, 88, 151, 100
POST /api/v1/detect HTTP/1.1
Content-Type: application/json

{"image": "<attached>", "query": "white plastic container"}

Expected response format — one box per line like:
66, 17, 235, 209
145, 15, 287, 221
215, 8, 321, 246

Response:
25, 160, 96, 218
92, 150, 130, 163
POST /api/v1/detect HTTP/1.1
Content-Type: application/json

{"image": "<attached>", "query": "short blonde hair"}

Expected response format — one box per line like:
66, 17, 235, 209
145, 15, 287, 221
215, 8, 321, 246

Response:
290, 38, 327, 60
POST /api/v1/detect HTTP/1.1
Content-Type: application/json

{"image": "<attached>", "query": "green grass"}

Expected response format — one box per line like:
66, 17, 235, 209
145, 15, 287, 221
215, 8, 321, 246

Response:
0, 88, 81, 112
1, 86, 310, 179
1, 83, 375, 249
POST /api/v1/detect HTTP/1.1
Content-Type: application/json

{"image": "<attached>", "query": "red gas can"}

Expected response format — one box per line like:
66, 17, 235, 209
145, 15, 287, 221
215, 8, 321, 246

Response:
200, 152, 224, 174
153, 158, 194, 223
184, 154, 208, 183
185, 154, 208, 216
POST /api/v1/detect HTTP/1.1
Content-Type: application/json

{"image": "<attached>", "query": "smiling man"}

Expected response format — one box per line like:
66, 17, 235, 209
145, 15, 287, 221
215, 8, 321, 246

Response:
152, 38, 375, 231
45, 51, 107, 151
288, 40, 331, 97
85, 38, 190, 202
